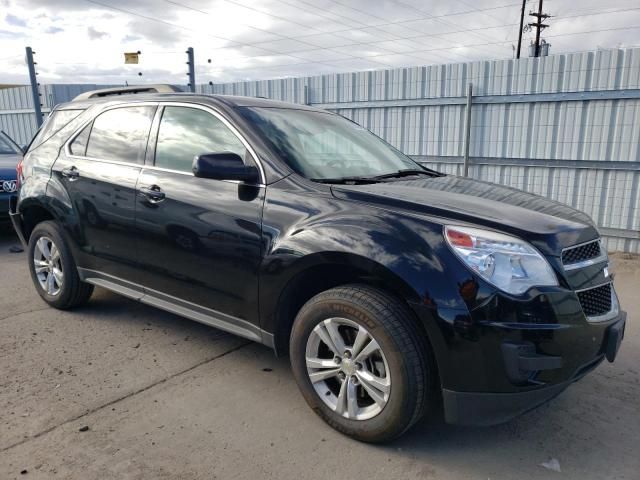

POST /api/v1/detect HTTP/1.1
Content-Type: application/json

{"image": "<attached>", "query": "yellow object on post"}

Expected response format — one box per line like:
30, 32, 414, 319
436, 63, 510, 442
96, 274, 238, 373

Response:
124, 52, 139, 64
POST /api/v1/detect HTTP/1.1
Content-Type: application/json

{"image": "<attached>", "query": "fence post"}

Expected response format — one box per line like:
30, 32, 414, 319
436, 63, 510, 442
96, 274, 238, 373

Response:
25, 46, 43, 127
463, 82, 473, 177
186, 47, 196, 93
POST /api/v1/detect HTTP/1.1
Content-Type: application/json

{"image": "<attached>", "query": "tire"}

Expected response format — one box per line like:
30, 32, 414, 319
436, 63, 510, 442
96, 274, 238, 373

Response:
27, 220, 94, 309
290, 284, 436, 443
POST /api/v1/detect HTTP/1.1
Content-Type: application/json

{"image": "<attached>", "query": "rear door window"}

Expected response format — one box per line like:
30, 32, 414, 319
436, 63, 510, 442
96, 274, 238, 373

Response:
85, 106, 155, 164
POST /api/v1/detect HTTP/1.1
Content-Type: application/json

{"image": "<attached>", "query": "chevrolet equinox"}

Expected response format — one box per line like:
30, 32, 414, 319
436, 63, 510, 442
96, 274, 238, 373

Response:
9, 85, 626, 442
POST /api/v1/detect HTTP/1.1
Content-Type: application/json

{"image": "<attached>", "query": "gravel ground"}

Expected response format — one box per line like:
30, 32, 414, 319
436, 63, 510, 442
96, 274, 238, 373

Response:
0, 227, 638, 479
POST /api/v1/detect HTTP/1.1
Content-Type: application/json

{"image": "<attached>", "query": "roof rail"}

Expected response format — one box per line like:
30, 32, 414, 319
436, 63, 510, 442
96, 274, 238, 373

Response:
72, 84, 184, 101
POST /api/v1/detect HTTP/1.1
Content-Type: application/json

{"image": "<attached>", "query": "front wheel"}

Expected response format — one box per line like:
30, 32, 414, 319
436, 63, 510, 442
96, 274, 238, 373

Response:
27, 221, 94, 309
290, 285, 436, 443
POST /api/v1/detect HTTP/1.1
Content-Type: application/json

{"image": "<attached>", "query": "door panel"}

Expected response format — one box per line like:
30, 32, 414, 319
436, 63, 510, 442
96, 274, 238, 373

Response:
133, 104, 264, 327
51, 105, 156, 278
134, 170, 264, 323
52, 155, 142, 279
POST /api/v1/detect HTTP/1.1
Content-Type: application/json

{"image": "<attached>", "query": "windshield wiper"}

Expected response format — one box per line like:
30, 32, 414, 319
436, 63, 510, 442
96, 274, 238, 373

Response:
371, 168, 441, 180
310, 176, 381, 185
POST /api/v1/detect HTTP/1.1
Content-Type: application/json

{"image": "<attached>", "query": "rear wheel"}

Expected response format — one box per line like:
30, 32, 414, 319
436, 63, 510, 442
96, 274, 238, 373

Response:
27, 221, 93, 309
290, 284, 436, 443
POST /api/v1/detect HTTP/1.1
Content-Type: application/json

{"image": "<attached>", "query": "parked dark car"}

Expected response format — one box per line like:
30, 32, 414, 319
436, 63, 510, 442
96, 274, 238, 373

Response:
9, 85, 626, 442
0, 131, 23, 222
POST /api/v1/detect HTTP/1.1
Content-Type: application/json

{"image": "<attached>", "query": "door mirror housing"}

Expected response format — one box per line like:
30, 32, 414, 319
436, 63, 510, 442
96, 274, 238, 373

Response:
192, 152, 259, 183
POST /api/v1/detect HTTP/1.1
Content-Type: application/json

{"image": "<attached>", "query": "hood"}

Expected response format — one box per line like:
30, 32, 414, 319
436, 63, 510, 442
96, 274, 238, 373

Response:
331, 175, 599, 255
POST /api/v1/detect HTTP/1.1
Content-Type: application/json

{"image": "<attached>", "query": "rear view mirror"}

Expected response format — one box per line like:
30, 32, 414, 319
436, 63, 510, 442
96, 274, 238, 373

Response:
192, 152, 259, 183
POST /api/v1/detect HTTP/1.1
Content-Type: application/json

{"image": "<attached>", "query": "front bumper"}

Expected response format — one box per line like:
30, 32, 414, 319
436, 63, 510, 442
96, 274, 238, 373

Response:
442, 313, 626, 426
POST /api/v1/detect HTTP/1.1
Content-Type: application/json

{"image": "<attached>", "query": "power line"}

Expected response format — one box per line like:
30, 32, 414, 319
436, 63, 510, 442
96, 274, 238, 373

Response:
82, 0, 394, 72
201, 3, 640, 61
199, 0, 522, 55
201, 23, 640, 75
30, 11, 640, 74
203, 6, 640, 65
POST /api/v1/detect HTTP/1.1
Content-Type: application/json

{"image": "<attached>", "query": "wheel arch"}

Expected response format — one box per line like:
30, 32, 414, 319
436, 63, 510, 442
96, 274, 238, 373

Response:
20, 199, 57, 241
266, 252, 429, 357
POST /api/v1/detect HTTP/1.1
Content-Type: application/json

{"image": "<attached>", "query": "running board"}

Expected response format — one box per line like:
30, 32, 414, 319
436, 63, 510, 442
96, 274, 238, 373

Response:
78, 268, 273, 348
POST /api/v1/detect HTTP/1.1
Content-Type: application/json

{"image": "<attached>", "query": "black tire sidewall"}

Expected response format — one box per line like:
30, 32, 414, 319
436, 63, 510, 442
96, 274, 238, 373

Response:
27, 221, 79, 309
290, 294, 419, 442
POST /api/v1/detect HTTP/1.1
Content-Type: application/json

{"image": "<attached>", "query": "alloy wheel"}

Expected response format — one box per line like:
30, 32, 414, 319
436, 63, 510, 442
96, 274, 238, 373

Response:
305, 317, 391, 420
33, 236, 64, 296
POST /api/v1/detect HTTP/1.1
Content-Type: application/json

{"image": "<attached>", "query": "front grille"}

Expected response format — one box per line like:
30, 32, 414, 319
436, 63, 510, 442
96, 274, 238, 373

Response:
1, 179, 18, 193
562, 240, 601, 266
577, 283, 612, 317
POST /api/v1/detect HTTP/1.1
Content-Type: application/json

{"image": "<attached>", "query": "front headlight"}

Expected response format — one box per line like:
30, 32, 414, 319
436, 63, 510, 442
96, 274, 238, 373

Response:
444, 225, 558, 295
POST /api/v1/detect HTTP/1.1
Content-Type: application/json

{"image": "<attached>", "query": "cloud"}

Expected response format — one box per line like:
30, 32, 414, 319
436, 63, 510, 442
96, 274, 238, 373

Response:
123, 34, 142, 42
126, 19, 180, 47
87, 26, 107, 40
0, 28, 25, 38
2, 0, 640, 85
5, 14, 27, 27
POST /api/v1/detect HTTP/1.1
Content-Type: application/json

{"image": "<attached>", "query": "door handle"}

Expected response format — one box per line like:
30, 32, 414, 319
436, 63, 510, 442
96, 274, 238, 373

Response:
61, 166, 80, 181
139, 185, 166, 204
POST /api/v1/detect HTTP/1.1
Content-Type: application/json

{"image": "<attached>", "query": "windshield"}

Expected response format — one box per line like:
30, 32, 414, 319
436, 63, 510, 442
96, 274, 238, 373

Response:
238, 107, 423, 180
0, 134, 19, 155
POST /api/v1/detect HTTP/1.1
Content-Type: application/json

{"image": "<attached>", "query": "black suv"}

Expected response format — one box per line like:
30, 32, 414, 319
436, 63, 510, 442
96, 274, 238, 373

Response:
10, 85, 626, 442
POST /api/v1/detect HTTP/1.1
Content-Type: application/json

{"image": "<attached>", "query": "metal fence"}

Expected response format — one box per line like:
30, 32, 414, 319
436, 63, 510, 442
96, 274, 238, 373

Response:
1, 47, 639, 252
198, 47, 640, 253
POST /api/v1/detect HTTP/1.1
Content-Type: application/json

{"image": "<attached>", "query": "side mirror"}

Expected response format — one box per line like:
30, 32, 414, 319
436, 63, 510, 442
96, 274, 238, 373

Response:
192, 152, 259, 183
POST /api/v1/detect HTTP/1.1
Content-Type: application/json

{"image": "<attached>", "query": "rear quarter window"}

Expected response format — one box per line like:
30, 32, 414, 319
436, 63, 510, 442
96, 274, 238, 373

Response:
30, 109, 84, 150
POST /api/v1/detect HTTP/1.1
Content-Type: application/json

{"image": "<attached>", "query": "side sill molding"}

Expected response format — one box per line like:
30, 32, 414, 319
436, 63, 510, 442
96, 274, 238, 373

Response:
78, 268, 273, 348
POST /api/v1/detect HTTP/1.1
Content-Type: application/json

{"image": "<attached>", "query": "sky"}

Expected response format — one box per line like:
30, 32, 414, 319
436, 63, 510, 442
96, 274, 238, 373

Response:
1, 0, 639, 86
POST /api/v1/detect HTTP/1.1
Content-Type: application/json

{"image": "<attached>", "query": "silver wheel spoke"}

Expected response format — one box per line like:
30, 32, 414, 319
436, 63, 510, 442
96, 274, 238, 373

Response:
52, 268, 63, 286
354, 338, 381, 363
46, 272, 56, 294
306, 357, 338, 369
351, 326, 370, 358
346, 378, 358, 418
34, 260, 49, 273
308, 368, 341, 383
50, 244, 60, 262
336, 377, 359, 418
357, 370, 390, 394
335, 378, 348, 416
324, 319, 346, 354
315, 323, 340, 356
359, 374, 386, 407
37, 238, 51, 259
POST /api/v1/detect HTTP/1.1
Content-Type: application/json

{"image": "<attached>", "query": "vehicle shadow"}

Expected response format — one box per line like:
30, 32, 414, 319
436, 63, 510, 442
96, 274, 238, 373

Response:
0, 223, 22, 246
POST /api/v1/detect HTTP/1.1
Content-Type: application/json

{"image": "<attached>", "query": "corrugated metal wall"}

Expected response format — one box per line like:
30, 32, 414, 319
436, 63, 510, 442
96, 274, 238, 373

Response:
0, 48, 638, 251
199, 47, 640, 253
0, 84, 113, 145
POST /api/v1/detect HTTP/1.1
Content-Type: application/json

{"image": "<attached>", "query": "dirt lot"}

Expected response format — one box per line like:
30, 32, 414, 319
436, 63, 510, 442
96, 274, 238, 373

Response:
0, 227, 638, 480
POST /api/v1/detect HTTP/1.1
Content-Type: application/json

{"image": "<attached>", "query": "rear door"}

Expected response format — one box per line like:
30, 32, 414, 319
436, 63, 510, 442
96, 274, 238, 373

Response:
52, 104, 156, 279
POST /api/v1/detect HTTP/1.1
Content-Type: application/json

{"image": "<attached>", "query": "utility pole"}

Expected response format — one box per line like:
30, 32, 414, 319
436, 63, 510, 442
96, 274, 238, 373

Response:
186, 47, 196, 93
25, 46, 44, 127
528, 0, 550, 57
516, 0, 526, 59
